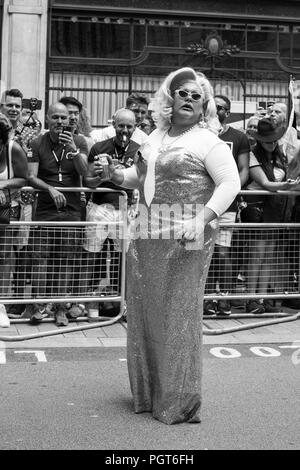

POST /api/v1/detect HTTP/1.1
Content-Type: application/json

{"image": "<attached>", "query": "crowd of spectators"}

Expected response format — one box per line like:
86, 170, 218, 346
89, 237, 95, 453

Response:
206, 100, 300, 315
0, 83, 300, 328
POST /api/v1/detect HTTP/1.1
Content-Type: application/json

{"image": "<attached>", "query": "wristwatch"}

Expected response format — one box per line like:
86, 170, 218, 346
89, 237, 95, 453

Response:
66, 148, 80, 160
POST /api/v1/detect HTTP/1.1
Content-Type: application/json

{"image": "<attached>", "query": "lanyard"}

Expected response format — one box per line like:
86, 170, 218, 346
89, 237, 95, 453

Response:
52, 147, 65, 182
114, 143, 129, 163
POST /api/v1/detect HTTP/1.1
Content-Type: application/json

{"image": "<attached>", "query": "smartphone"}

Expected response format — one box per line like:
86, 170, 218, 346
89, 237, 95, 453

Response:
63, 125, 72, 134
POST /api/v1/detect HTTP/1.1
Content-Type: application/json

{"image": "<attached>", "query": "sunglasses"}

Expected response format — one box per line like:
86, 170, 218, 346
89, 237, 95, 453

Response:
216, 105, 229, 112
175, 89, 202, 102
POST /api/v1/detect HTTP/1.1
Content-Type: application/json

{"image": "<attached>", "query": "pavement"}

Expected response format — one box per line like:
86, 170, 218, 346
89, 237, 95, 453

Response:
1, 306, 300, 349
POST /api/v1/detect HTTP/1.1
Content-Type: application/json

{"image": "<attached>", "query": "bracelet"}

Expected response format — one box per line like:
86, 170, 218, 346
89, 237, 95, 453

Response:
66, 148, 80, 160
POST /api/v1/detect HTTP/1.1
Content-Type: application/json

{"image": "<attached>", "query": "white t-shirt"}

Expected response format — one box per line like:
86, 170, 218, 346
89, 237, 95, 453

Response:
90, 125, 148, 145
247, 152, 285, 190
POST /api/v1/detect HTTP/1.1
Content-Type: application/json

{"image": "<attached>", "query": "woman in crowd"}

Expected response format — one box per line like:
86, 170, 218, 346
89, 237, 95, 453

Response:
0, 113, 28, 327
243, 117, 299, 313
93, 67, 240, 424
138, 115, 156, 135
245, 115, 260, 151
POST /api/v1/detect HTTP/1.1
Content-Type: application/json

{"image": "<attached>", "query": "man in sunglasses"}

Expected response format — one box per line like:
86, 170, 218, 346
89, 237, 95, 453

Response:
91, 93, 150, 145
204, 94, 250, 316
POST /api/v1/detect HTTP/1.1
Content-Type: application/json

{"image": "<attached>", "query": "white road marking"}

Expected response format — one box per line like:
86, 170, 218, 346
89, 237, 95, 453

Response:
14, 350, 47, 362
250, 346, 281, 357
210, 347, 242, 358
0, 351, 6, 364
0, 344, 298, 364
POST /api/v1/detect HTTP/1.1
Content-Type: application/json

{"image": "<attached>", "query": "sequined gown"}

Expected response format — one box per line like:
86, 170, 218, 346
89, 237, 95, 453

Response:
126, 127, 219, 424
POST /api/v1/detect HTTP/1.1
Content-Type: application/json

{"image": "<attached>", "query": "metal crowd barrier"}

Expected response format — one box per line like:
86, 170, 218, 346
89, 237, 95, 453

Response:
205, 222, 300, 300
205, 190, 300, 301
0, 187, 128, 341
203, 189, 300, 334
1, 188, 300, 339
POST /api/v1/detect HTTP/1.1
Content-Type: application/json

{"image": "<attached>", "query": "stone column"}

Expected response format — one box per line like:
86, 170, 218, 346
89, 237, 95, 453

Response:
1, 0, 48, 120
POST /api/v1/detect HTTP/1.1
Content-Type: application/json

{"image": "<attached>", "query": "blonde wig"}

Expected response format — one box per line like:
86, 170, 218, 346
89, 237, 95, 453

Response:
152, 67, 220, 133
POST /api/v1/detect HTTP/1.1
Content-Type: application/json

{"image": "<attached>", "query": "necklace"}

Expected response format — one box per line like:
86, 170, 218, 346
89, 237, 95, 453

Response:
158, 123, 199, 153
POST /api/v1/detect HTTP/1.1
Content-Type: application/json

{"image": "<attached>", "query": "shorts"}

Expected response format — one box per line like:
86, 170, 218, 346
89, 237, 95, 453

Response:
83, 201, 132, 253
29, 225, 83, 259
215, 211, 236, 247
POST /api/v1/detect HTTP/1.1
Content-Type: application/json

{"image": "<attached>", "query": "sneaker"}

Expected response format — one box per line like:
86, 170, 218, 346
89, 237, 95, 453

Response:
45, 303, 56, 317
246, 299, 265, 314
262, 300, 281, 313
7, 304, 25, 318
99, 302, 120, 318
21, 304, 37, 319
55, 307, 69, 327
0, 304, 10, 328
29, 304, 47, 325
66, 303, 87, 319
217, 299, 231, 316
204, 300, 218, 315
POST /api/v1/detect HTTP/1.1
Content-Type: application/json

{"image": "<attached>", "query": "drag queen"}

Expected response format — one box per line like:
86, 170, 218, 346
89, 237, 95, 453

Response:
96, 67, 240, 424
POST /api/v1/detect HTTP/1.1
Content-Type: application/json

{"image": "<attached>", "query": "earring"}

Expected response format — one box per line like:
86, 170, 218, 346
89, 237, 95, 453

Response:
198, 114, 206, 128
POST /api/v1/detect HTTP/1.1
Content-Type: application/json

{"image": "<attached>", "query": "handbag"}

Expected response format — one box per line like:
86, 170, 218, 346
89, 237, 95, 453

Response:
0, 141, 12, 225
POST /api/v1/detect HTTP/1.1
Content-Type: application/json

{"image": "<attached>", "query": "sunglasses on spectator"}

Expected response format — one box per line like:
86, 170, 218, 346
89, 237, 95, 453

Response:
175, 89, 202, 102
216, 105, 229, 112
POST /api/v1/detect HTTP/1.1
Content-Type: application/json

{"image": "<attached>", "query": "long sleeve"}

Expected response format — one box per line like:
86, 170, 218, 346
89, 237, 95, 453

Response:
204, 142, 241, 217
121, 165, 140, 189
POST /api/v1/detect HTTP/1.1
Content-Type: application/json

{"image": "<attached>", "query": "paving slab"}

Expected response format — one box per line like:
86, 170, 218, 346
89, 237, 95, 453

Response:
1, 311, 300, 348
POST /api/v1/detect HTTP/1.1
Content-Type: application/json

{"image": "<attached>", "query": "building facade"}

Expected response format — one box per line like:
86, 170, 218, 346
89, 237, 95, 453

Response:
2, 0, 300, 127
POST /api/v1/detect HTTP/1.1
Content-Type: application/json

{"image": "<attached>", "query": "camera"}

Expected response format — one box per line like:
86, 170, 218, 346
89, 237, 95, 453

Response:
22, 97, 42, 111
